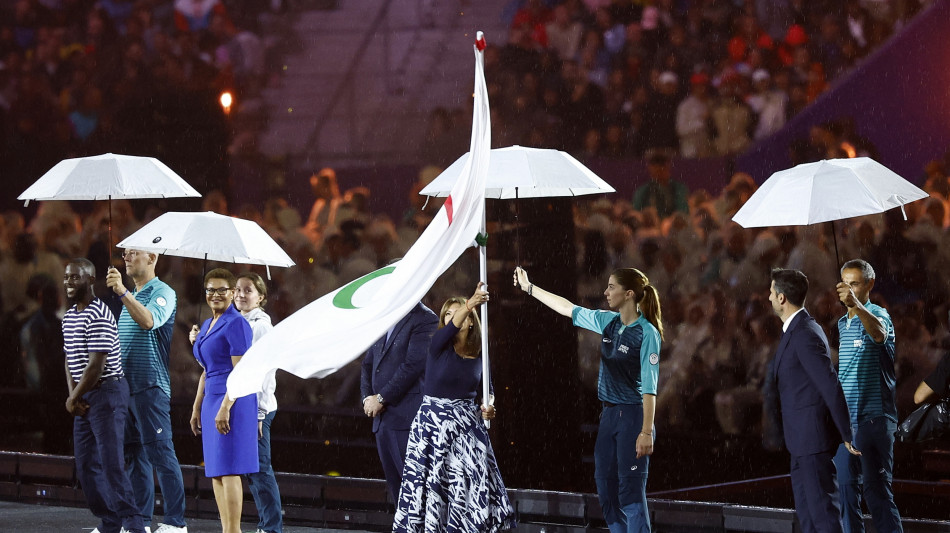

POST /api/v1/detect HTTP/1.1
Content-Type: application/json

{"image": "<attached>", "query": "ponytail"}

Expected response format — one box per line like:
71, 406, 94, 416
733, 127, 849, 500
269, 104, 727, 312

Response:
639, 284, 664, 341
611, 267, 664, 340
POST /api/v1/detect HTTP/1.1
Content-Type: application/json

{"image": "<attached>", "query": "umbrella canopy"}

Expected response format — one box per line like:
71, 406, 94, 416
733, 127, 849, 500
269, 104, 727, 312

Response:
18, 153, 200, 205
420, 145, 615, 199
733, 157, 928, 228
117, 211, 294, 268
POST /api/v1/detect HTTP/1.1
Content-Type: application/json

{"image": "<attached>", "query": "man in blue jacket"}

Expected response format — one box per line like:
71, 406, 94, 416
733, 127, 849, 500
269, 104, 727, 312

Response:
767, 268, 860, 533
360, 302, 438, 500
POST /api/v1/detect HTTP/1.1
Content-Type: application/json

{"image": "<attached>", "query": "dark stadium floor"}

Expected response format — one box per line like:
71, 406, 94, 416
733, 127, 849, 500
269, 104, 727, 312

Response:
0, 500, 372, 533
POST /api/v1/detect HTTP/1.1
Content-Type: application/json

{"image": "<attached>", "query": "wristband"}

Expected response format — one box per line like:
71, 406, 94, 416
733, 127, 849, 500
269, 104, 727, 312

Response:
120, 290, 130, 300
528, 284, 533, 296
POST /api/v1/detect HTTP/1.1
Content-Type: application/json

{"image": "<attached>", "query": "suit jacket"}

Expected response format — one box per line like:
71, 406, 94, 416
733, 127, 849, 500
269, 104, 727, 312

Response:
360, 303, 438, 433
772, 309, 852, 456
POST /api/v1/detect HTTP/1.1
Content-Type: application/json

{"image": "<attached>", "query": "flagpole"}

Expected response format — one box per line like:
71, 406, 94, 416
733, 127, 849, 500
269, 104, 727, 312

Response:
479, 207, 491, 429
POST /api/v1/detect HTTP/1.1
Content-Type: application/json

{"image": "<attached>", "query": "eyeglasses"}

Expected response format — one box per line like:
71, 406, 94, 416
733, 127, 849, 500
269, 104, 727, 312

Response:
205, 287, 233, 296
121, 250, 142, 259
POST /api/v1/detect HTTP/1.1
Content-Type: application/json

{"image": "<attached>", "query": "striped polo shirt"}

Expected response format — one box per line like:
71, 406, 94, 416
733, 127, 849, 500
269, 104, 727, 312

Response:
63, 298, 122, 382
573, 306, 661, 405
117, 277, 177, 396
837, 301, 897, 424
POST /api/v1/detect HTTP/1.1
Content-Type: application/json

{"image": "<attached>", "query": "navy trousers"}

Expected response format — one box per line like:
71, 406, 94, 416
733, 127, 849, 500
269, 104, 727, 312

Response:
246, 411, 283, 533
124, 386, 187, 528
376, 426, 411, 502
833, 417, 903, 533
790, 450, 844, 533
74, 377, 145, 533
594, 404, 651, 533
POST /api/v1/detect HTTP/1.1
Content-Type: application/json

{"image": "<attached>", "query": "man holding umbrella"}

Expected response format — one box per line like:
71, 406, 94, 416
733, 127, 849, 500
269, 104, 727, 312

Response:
833, 259, 903, 532
106, 250, 187, 533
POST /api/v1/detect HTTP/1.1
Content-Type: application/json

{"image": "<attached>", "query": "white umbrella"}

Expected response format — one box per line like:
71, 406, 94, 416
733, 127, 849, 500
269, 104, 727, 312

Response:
419, 145, 615, 198
18, 152, 200, 203
732, 157, 928, 267
119, 211, 294, 323
733, 157, 927, 227
117, 211, 295, 275
18, 152, 201, 252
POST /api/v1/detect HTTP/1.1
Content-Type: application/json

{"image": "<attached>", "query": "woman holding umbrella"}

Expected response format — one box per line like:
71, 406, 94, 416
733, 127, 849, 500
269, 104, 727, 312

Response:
513, 266, 663, 533
188, 268, 257, 533
392, 282, 516, 532
233, 271, 283, 533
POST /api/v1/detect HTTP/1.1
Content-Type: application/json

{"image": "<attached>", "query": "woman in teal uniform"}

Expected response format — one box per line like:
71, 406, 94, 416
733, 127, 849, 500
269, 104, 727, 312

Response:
514, 266, 663, 533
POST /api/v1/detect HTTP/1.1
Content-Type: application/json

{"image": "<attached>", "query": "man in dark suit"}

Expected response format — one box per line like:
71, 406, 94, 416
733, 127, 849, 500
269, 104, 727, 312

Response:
768, 268, 860, 533
360, 302, 438, 500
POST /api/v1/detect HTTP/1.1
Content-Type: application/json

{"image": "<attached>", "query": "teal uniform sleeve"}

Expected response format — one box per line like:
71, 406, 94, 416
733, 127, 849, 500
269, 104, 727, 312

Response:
869, 306, 895, 347
572, 306, 619, 334
144, 283, 176, 330
639, 323, 661, 395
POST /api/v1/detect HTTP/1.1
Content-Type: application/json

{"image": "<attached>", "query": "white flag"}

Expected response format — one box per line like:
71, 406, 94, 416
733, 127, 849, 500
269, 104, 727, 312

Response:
227, 32, 492, 400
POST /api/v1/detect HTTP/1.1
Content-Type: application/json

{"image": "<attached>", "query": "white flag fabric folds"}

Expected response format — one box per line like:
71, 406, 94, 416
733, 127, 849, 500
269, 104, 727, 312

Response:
227, 34, 492, 400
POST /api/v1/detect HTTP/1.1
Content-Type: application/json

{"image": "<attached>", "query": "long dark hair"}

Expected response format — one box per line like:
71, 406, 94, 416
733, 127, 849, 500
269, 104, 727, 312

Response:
439, 296, 482, 357
612, 267, 664, 340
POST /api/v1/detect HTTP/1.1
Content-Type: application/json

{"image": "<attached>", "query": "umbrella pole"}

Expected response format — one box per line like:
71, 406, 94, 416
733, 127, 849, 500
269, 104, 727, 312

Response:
108, 195, 114, 262
830, 220, 841, 271
479, 206, 491, 429
196, 254, 208, 325
515, 187, 520, 267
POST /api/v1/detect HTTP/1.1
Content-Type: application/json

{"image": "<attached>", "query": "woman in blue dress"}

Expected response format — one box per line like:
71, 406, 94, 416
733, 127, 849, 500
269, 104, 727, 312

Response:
393, 282, 516, 533
514, 266, 664, 533
188, 268, 257, 533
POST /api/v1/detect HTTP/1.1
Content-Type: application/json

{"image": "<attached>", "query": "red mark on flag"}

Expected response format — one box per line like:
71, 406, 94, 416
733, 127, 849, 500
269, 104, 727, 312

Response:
445, 195, 454, 224
475, 35, 486, 51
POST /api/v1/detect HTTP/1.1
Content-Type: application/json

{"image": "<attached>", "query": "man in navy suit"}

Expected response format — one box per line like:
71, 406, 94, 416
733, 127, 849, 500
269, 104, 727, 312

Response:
360, 302, 438, 500
767, 268, 860, 533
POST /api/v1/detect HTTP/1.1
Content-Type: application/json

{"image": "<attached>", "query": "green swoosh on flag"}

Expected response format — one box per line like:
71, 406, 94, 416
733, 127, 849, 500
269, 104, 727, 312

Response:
331, 266, 396, 309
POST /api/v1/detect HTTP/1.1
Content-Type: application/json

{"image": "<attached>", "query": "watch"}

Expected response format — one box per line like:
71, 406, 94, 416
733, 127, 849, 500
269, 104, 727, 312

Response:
376, 393, 384, 405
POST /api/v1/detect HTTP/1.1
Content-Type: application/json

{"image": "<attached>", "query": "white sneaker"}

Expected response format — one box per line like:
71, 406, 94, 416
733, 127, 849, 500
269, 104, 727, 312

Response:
116, 528, 151, 533
153, 524, 186, 533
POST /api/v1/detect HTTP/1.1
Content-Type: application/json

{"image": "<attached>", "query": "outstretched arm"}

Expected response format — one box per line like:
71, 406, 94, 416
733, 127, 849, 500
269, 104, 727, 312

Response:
513, 267, 575, 317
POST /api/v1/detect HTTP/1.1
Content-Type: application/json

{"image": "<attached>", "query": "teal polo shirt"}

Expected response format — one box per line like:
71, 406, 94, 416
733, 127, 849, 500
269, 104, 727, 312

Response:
573, 306, 661, 405
837, 301, 897, 424
118, 277, 177, 396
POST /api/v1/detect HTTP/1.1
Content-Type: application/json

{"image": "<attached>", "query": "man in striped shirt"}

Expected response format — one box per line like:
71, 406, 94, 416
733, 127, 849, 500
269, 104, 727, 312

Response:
833, 259, 903, 532
106, 250, 187, 533
63, 258, 144, 533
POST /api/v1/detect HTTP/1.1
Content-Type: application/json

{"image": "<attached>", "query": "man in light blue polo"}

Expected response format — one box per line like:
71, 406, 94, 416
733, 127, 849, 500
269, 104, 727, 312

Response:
106, 250, 187, 533
833, 259, 903, 533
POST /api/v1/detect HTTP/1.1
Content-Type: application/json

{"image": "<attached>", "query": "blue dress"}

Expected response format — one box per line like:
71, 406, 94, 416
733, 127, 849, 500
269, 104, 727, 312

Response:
193, 304, 258, 478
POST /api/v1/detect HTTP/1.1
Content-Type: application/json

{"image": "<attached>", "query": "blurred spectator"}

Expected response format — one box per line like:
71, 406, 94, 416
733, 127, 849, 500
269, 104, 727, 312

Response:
747, 69, 787, 141
304, 167, 342, 243
710, 74, 753, 155
640, 70, 681, 152
675, 71, 712, 158
173, 0, 227, 33
544, 3, 582, 60
632, 151, 689, 218
19, 273, 70, 453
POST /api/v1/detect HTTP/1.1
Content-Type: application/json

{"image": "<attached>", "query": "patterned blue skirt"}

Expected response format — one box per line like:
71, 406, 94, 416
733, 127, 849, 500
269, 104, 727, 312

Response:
393, 396, 516, 533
